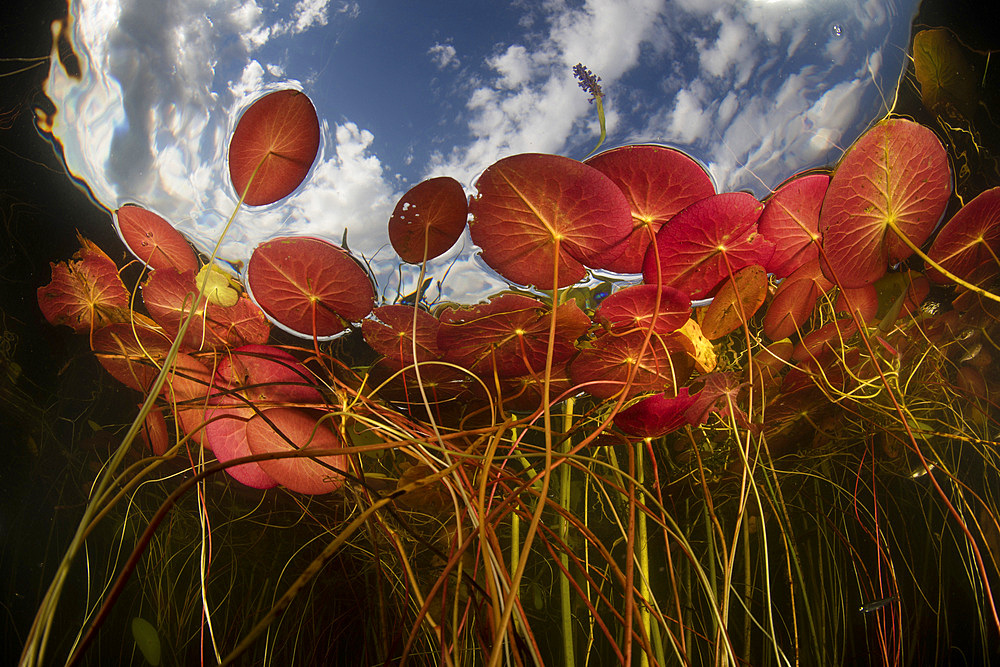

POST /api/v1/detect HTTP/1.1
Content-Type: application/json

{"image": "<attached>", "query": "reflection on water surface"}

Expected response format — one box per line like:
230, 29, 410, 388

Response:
47, 0, 919, 301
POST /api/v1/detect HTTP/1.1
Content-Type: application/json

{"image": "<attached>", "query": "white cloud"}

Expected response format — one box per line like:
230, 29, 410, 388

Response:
274, 0, 331, 36
427, 0, 669, 184
428, 43, 459, 69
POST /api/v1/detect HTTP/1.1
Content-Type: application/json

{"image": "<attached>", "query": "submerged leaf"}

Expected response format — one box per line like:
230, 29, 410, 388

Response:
700, 264, 768, 340
614, 387, 697, 438
569, 329, 693, 400
437, 294, 589, 377
37, 235, 129, 333
912, 28, 978, 118
246, 408, 347, 494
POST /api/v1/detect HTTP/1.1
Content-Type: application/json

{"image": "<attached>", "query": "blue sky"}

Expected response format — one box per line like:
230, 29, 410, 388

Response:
46, 0, 920, 304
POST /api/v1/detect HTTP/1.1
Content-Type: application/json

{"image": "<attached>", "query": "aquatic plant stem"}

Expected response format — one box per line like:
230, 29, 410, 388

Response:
559, 397, 576, 667
485, 240, 563, 667
20, 160, 264, 667
888, 220, 1000, 304
636, 438, 652, 667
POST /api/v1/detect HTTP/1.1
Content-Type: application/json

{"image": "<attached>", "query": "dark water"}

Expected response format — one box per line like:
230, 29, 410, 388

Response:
2, 0, 1000, 665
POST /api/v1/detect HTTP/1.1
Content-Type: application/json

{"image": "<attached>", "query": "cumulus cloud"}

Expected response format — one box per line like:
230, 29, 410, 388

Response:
428, 43, 459, 69
426, 0, 669, 184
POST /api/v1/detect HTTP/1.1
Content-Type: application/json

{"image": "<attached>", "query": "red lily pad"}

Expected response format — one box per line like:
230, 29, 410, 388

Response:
388, 177, 468, 264
757, 173, 828, 277
228, 89, 321, 206
114, 204, 198, 273
362, 305, 442, 367
584, 145, 715, 274
819, 118, 951, 288
700, 264, 768, 340
642, 192, 772, 299
205, 405, 278, 488
791, 319, 858, 363
927, 187, 1000, 286
203, 345, 322, 488
468, 153, 633, 288
92, 321, 173, 392
246, 408, 347, 494
569, 329, 693, 400
37, 234, 129, 333
215, 344, 323, 405
161, 353, 218, 403
140, 407, 169, 456
684, 372, 751, 429
613, 387, 697, 438
763, 258, 834, 341
246, 237, 375, 338
142, 268, 270, 350
835, 284, 879, 322
437, 294, 590, 378
594, 284, 691, 335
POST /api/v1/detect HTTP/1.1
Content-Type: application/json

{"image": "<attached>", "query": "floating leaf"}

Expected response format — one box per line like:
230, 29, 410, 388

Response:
246, 237, 375, 338
700, 265, 768, 340
228, 89, 320, 206
92, 322, 172, 392
757, 173, 828, 277
569, 330, 693, 400
37, 234, 129, 333
912, 28, 978, 118
763, 258, 834, 341
362, 305, 442, 367
819, 118, 951, 288
468, 153, 633, 288
388, 177, 468, 263
196, 263, 240, 307
613, 387, 697, 438
114, 204, 198, 273
437, 294, 590, 378
585, 145, 715, 273
143, 268, 269, 349
927, 187, 1000, 286
594, 284, 691, 335
642, 192, 772, 299
246, 408, 347, 494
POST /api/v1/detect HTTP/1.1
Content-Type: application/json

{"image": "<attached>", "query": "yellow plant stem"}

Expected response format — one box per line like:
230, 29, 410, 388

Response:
21, 158, 266, 667
889, 220, 1000, 304
559, 397, 576, 667
636, 438, 652, 667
